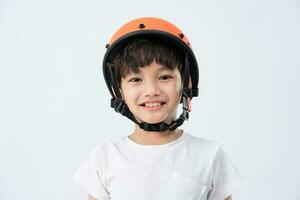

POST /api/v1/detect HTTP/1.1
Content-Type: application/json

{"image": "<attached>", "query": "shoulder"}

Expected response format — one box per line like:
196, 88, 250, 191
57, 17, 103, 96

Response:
83, 140, 113, 162
89, 141, 107, 153
181, 133, 226, 169
90, 137, 128, 157
186, 133, 222, 155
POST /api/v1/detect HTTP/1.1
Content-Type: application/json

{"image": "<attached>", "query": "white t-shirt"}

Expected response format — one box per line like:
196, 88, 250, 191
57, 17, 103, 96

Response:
72, 131, 242, 200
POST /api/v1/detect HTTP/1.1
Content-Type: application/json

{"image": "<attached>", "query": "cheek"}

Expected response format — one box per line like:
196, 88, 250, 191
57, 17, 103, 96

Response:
120, 84, 129, 102
122, 89, 132, 103
121, 85, 138, 104
121, 86, 128, 98
165, 82, 182, 100
174, 83, 183, 104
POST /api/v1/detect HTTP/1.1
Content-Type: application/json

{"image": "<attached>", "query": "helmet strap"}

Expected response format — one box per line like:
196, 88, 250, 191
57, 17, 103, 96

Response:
110, 94, 191, 132
108, 52, 195, 132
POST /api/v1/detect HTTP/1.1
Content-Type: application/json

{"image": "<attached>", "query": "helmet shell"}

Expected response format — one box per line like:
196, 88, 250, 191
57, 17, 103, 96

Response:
102, 17, 199, 99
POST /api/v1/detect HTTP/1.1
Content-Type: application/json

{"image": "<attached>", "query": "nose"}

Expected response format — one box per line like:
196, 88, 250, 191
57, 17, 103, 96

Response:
144, 80, 161, 97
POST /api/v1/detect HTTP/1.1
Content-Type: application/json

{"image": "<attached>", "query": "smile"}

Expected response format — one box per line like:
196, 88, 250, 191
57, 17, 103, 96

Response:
140, 102, 166, 110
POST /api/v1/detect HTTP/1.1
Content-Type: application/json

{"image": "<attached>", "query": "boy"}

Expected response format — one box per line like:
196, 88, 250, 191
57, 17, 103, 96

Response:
73, 17, 242, 200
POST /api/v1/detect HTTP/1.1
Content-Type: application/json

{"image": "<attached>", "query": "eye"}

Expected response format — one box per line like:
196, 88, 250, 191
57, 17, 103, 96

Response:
159, 75, 174, 80
128, 77, 142, 82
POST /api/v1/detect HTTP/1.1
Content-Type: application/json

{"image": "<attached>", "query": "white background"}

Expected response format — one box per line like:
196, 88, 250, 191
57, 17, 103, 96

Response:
1, 0, 299, 199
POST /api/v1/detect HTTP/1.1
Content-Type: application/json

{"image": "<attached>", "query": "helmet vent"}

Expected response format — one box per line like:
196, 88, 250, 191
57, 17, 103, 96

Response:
179, 33, 184, 39
139, 23, 146, 29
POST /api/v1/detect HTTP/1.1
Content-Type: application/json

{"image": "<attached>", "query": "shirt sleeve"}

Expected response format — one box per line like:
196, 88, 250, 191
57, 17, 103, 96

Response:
207, 146, 242, 200
72, 144, 110, 200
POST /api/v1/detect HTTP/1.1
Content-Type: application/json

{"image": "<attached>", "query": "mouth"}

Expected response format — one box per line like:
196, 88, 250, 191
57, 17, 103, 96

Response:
139, 101, 167, 110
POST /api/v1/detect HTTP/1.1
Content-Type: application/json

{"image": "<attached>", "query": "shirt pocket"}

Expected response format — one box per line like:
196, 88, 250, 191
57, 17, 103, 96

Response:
157, 173, 208, 200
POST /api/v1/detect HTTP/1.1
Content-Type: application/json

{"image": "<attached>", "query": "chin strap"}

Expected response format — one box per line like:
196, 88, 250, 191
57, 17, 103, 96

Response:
110, 89, 192, 132
108, 52, 198, 132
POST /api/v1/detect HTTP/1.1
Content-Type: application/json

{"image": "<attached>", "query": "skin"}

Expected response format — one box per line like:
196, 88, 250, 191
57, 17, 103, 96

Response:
88, 195, 96, 200
120, 60, 183, 145
225, 195, 233, 200
87, 60, 233, 200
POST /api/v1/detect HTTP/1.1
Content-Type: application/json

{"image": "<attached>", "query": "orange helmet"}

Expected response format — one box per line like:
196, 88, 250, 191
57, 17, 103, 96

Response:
102, 17, 199, 131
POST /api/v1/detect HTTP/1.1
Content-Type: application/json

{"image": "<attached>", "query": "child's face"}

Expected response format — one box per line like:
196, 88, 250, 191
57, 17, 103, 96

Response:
120, 61, 182, 125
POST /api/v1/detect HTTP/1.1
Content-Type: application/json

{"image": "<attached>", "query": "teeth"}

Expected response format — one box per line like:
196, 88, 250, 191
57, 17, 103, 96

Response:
145, 102, 162, 107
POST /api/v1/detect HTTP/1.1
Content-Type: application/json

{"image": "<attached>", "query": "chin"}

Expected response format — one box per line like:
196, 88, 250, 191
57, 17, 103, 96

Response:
139, 115, 173, 125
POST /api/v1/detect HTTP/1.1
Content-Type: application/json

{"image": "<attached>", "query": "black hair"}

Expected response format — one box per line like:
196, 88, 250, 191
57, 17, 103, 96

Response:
109, 37, 183, 84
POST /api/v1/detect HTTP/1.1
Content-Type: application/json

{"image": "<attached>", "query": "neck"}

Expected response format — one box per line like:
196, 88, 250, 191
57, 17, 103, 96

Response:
128, 125, 183, 145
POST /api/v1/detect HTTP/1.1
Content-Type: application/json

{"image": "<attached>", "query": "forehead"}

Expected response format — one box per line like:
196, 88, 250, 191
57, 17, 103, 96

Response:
128, 62, 176, 75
